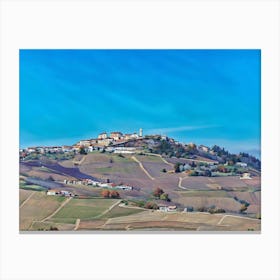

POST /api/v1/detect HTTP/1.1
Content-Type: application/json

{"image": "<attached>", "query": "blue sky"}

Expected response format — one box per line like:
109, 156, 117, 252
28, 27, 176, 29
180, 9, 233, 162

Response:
20, 49, 261, 157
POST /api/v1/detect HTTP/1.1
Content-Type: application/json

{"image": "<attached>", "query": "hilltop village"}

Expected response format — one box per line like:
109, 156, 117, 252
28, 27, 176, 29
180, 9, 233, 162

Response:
20, 128, 260, 172
19, 129, 261, 231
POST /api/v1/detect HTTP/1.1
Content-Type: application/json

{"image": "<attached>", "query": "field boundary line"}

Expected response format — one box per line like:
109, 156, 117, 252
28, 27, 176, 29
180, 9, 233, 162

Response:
119, 203, 148, 211
93, 199, 122, 219
41, 197, 72, 222
74, 218, 80, 230
131, 156, 155, 180
178, 176, 188, 190
20, 191, 35, 208
217, 214, 259, 225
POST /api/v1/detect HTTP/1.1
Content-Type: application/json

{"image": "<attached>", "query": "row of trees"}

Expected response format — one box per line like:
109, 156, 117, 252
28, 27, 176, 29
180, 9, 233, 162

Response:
101, 190, 120, 198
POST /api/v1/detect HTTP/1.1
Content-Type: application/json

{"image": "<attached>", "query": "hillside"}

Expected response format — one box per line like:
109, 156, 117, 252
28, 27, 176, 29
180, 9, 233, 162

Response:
120, 136, 261, 170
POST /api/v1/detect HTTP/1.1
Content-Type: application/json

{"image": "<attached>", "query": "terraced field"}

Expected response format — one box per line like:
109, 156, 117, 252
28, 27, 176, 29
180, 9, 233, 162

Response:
48, 198, 119, 224
20, 191, 66, 230
77, 211, 260, 231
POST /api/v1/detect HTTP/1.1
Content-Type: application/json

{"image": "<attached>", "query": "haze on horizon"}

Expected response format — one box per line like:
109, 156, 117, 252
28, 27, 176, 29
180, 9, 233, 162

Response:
20, 49, 261, 158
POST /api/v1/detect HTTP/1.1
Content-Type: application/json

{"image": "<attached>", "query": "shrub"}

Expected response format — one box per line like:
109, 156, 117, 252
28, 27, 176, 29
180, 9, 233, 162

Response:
239, 204, 248, 213
144, 201, 159, 210
110, 190, 120, 198
101, 190, 110, 198
161, 168, 167, 173
153, 187, 164, 198
197, 206, 207, 212
160, 193, 170, 202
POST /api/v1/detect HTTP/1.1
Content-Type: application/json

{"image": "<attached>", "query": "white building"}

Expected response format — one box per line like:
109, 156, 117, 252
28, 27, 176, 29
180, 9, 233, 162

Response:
236, 162, 248, 167
240, 172, 252, 180
98, 132, 108, 139
79, 140, 91, 147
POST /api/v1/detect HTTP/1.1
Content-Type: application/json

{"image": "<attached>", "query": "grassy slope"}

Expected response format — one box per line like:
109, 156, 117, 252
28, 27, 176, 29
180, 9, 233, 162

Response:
49, 198, 118, 224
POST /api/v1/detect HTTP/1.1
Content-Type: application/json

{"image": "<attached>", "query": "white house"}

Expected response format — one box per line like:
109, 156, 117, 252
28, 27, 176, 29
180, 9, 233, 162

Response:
47, 190, 59, 196
79, 140, 91, 147
236, 162, 248, 168
240, 172, 252, 180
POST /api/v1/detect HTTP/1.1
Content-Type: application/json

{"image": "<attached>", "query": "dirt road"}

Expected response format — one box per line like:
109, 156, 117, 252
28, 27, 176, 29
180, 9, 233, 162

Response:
41, 197, 72, 222
131, 156, 155, 180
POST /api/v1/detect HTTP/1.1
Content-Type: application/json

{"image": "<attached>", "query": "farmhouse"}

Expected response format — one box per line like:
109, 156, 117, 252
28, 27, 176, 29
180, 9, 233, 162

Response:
240, 172, 252, 180
159, 205, 177, 212
47, 189, 59, 196
236, 162, 248, 167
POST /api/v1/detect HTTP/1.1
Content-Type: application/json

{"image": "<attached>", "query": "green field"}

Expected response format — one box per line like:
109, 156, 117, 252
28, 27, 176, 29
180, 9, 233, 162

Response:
102, 205, 145, 219
49, 198, 118, 224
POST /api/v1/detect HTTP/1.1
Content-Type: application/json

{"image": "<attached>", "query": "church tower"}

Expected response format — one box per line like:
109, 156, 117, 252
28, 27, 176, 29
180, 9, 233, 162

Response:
139, 128, 143, 137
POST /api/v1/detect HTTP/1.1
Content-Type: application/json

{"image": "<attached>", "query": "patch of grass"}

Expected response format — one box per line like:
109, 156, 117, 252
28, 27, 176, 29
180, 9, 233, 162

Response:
111, 154, 134, 163
102, 205, 144, 219
20, 183, 46, 191
50, 198, 117, 223
135, 155, 163, 162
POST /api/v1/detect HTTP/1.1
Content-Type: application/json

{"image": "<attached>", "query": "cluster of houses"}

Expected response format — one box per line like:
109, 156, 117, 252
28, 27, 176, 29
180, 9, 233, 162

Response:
78, 129, 143, 148
63, 179, 133, 190
20, 129, 145, 159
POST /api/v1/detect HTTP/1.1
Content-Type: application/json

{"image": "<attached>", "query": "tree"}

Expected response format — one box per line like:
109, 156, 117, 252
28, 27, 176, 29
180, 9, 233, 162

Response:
79, 147, 87, 155
49, 226, 58, 231
174, 163, 181, 173
110, 190, 120, 198
144, 201, 159, 210
48, 175, 55, 181
160, 193, 170, 202
204, 170, 212, 177
101, 190, 110, 198
190, 161, 196, 168
240, 204, 248, 213
153, 187, 164, 198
